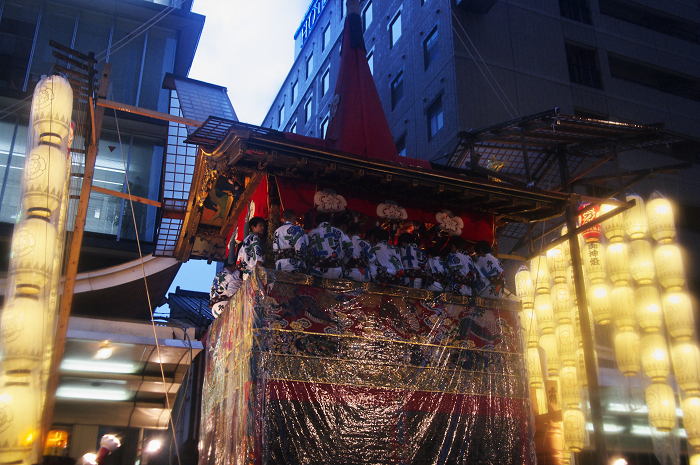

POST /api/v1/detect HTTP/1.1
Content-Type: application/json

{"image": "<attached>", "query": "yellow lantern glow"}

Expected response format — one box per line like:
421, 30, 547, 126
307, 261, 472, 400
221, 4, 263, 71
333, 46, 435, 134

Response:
0, 379, 40, 464
556, 323, 578, 367
560, 366, 582, 409
30, 75, 73, 146
635, 285, 663, 332
0, 295, 43, 374
10, 216, 57, 294
691, 455, 700, 465
611, 285, 636, 331
682, 397, 700, 447
551, 282, 571, 323
531, 255, 550, 294
582, 242, 606, 283
614, 330, 641, 377
520, 308, 539, 348
515, 265, 534, 308
540, 333, 560, 376
607, 242, 631, 286
663, 291, 694, 341
562, 409, 586, 452
576, 347, 598, 387
561, 226, 571, 264
21, 143, 68, 218
624, 193, 649, 240
646, 383, 676, 432
647, 191, 676, 244
641, 333, 670, 381
528, 347, 544, 388
628, 239, 655, 285
654, 243, 685, 291
588, 282, 612, 325
572, 305, 594, 348
535, 292, 555, 333
547, 242, 567, 283
600, 202, 625, 242
671, 342, 700, 395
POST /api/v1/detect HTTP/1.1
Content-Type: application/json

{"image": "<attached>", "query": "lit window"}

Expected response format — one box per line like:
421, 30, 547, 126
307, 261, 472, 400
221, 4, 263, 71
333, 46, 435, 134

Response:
367, 50, 374, 75
306, 53, 314, 79
291, 80, 297, 103
323, 23, 331, 51
322, 68, 331, 96
291, 121, 297, 133
341, 0, 346, 18
427, 96, 443, 140
423, 26, 438, 70
278, 105, 285, 127
362, 0, 373, 32
396, 134, 406, 157
305, 97, 313, 123
390, 10, 402, 48
391, 70, 404, 110
321, 114, 330, 138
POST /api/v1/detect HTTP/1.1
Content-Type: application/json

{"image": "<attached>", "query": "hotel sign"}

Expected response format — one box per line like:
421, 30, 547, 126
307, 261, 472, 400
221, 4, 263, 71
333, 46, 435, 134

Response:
295, 0, 330, 45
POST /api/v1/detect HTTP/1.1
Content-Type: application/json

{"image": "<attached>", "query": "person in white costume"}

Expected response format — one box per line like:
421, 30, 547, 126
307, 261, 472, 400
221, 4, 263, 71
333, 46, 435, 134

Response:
273, 209, 309, 273
308, 212, 345, 279
343, 223, 375, 282
236, 216, 266, 280
473, 241, 505, 299
371, 228, 404, 285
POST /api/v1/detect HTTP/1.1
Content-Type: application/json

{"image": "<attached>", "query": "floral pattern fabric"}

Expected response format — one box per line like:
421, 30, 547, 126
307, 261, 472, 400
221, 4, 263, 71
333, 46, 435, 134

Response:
273, 221, 309, 272
474, 253, 506, 299
308, 222, 345, 278
343, 234, 375, 282
236, 233, 263, 279
371, 241, 404, 285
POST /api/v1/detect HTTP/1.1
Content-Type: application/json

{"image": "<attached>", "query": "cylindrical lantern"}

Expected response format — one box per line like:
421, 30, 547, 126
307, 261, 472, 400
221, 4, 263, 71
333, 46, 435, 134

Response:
10, 216, 57, 294
614, 330, 641, 377
582, 242, 606, 283
611, 285, 636, 331
646, 383, 676, 432
561, 226, 571, 265
624, 193, 649, 240
556, 323, 578, 367
663, 291, 695, 341
560, 366, 581, 409
531, 255, 550, 294
671, 342, 700, 395
520, 308, 539, 348
588, 282, 612, 325
552, 282, 572, 323
654, 243, 685, 291
628, 239, 655, 285
515, 265, 534, 308
576, 347, 598, 387
607, 242, 631, 286
528, 347, 544, 388
562, 409, 586, 452
30, 75, 73, 146
647, 191, 675, 244
0, 295, 43, 374
641, 333, 670, 381
572, 305, 594, 348
0, 379, 40, 463
635, 285, 663, 332
578, 202, 601, 242
691, 455, 700, 465
540, 333, 560, 376
535, 292, 555, 333
600, 201, 625, 242
682, 397, 700, 447
21, 144, 67, 218
547, 242, 567, 283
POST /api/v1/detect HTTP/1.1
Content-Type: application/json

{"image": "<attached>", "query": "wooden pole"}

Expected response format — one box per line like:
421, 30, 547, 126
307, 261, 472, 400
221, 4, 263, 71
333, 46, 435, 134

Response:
41, 63, 111, 437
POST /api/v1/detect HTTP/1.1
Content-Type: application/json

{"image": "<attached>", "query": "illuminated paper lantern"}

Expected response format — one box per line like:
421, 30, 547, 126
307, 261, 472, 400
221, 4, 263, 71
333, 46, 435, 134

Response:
10, 217, 57, 294
528, 347, 544, 388
663, 291, 694, 341
578, 202, 600, 242
551, 282, 571, 323
600, 201, 625, 242
520, 308, 539, 348
654, 243, 685, 291
0, 295, 43, 374
556, 323, 578, 367
647, 191, 675, 244
588, 282, 612, 325
515, 265, 534, 308
614, 330, 641, 377
560, 366, 581, 409
682, 397, 700, 447
562, 409, 586, 452
540, 333, 560, 376
531, 255, 550, 294
646, 383, 676, 432
607, 242, 631, 286
611, 285, 636, 331
671, 342, 700, 395
624, 193, 649, 240
21, 143, 68, 218
628, 239, 655, 285
561, 226, 571, 264
582, 242, 606, 283
30, 75, 73, 146
0, 379, 40, 463
535, 292, 555, 333
572, 305, 594, 348
635, 285, 662, 332
576, 347, 598, 387
691, 455, 700, 465
641, 333, 670, 382
547, 242, 567, 283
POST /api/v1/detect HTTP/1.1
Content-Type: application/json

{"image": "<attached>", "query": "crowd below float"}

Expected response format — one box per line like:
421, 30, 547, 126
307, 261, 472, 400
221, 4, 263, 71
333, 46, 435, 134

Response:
209, 209, 506, 317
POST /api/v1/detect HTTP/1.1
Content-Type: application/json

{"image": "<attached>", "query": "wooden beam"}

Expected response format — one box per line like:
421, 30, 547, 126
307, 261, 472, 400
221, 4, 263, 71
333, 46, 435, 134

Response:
96, 98, 203, 127
219, 172, 265, 236
91, 185, 162, 208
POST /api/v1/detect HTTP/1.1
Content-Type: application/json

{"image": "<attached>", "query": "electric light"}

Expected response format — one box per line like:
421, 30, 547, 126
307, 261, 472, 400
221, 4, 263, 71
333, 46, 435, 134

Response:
95, 344, 113, 360
560, 366, 581, 408
55, 386, 130, 401
614, 330, 641, 377
556, 323, 578, 367
30, 75, 73, 146
624, 193, 649, 240
582, 241, 606, 283
640, 333, 670, 382
611, 457, 628, 465
628, 239, 655, 285
654, 243, 685, 291
635, 285, 662, 332
22, 143, 68, 218
690, 454, 700, 465
539, 333, 560, 376
611, 285, 636, 331
682, 397, 700, 447
551, 282, 571, 323
0, 379, 39, 464
10, 216, 57, 294
527, 347, 544, 388
646, 383, 676, 432
0, 294, 43, 374
562, 409, 586, 452
514, 265, 534, 308
671, 342, 700, 395
646, 191, 675, 244
607, 242, 631, 286
547, 242, 567, 283
531, 255, 550, 294
146, 439, 162, 453
534, 292, 554, 333
662, 291, 694, 341
599, 201, 625, 242
82, 453, 98, 465
588, 282, 612, 325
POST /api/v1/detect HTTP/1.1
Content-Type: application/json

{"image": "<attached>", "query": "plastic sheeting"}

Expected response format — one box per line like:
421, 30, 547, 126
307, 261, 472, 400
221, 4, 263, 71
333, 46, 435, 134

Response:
200, 267, 534, 464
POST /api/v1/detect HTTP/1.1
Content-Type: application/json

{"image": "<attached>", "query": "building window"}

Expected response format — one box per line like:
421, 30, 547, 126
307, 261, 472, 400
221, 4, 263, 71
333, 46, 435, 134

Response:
422, 0, 427, 5
291, 121, 297, 133
565, 43, 602, 89
278, 105, 285, 127
306, 53, 314, 79
291, 80, 297, 103
305, 97, 313, 123
559, 0, 592, 24
608, 53, 700, 102
396, 134, 407, 157
423, 26, 438, 70
341, 0, 346, 18
322, 68, 331, 96
362, 0, 373, 32
321, 114, 330, 138
427, 96, 443, 141
391, 70, 404, 110
323, 23, 331, 51
367, 49, 374, 75
390, 10, 402, 49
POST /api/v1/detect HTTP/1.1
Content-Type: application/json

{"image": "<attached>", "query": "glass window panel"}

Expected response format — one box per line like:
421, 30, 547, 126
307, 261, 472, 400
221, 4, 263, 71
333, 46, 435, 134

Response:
362, 1, 373, 32
109, 17, 145, 106
0, 2, 40, 89
29, 5, 78, 87
390, 11, 402, 48
139, 26, 177, 112
424, 26, 438, 70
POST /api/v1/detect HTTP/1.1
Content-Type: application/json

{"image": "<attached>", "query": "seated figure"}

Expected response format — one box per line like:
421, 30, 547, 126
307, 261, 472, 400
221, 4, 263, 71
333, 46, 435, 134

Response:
273, 208, 309, 273
308, 212, 346, 279
343, 223, 375, 282
473, 241, 506, 299
371, 228, 404, 285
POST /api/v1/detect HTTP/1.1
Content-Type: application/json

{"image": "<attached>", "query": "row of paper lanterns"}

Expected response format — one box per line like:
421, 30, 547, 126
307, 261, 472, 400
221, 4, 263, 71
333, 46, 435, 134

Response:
0, 75, 73, 464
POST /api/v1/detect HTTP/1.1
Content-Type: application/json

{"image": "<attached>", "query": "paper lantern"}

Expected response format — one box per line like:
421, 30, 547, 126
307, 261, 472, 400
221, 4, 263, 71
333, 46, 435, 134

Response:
647, 191, 675, 244
641, 333, 670, 381
635, 285, 662, 332
663, 291, 694, 341
21, 143, 68, 218
540, 333, 560, 376
572, 305, 594, 348
576, 347, 598, 387
691, 455, 700, 465
682, 397, 700, 447
562, 409, 586, 452
600, 201, 625, 242
628, 239, 655, 285
646, 383, 676, 432
520, 308, 539, 348
531, 255, 550, 294
547, 242, 567, 283
560, 366, 581, 409
614, 330, 641, 377
671, 342, 700, 394
515, 265, 534, 308
624, 193, 649, 240
535, 293, 555, 333
582, 242, 606, 283
607, 242, 631, 286
0, 379, 40, 464
528, 347, 544, 388
561, 226, 571, 264
611, 285, 636, 331
551, 282, 571, 323
578, 202, 601, 242
30, 75, 73, 146
588, 282, 612, 325
654, 243, 685, 291
0, 295, 43, 374
556, 323, 578, 367
10, 217, 57, 295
